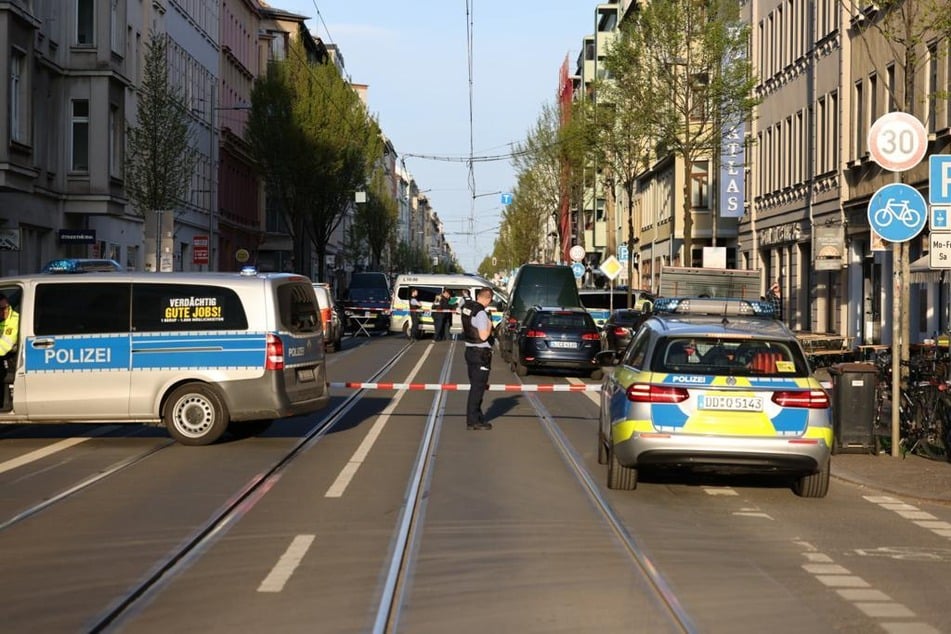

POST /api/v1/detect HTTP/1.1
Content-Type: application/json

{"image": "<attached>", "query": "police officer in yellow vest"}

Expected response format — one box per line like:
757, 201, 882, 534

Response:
0, 293, 19, 412
460, 287, 494, 430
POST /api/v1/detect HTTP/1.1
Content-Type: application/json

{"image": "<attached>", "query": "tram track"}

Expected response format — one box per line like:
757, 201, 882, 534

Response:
86, 341, 417, 632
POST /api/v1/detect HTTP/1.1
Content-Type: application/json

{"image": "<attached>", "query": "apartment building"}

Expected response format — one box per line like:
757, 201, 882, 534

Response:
569, 0, 949, 345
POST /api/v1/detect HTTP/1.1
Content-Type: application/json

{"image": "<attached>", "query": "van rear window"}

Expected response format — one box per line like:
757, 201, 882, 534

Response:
277, 283, 321, 334
132, 284, 248, 331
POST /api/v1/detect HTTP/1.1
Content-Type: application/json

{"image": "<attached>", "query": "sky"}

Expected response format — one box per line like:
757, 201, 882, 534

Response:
273, 1, 597, 272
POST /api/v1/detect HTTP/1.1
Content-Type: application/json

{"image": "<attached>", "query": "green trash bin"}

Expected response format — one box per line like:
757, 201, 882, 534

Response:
828, 362, 879, 454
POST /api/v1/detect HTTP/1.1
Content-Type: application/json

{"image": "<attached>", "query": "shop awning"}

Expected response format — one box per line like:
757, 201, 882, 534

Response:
909, 254, 946, 284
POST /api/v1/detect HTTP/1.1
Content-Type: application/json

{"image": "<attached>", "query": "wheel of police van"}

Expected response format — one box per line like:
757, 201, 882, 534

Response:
163, 383, 229, 446
792, 457, 830, 498
607, 443, 637, 490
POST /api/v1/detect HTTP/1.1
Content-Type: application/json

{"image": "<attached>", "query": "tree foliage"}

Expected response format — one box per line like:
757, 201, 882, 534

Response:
125, 32, 198, 268
607, 0, 757, 263
246, 38, 381, 280
352, 167, 399, 270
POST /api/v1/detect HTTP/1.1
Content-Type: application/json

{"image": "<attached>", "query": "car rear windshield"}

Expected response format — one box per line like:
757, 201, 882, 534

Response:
533, 312, 595, 330
654, 337, 809, 377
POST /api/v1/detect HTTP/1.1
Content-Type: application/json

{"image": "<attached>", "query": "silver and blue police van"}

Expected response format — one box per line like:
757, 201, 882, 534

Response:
0, 268, 330, 445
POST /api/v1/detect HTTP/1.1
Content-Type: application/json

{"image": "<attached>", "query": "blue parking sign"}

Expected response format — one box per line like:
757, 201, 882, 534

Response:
868, 183, 927, 243
571, 262, 585, 279
931, 155, 951, 204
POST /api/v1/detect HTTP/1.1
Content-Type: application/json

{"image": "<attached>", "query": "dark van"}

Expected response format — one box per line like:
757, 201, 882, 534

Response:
499, 264, 582, 363
341, 272, 391, 334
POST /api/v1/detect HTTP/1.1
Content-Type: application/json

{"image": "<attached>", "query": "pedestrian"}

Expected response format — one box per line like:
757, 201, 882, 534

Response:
766, 280, 783, 321
408, 287, 422, 340
433, 288, 452, 341
0, 293, 20, 412
461, 287, 494, 430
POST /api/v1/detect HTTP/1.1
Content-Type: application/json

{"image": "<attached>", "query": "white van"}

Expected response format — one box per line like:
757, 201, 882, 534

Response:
389, 274, 507, 336
0, 269, 330, 445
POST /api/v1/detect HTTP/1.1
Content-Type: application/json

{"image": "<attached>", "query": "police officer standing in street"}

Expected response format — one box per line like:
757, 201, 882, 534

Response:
408, 287, 422, 340
461, 287, 494, 430
432, 288, 451, 341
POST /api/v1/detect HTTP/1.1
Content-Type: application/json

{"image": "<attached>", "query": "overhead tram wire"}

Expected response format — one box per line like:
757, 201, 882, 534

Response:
465, 0, 478, 250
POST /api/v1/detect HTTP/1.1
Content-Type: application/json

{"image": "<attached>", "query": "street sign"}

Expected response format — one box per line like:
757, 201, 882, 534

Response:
930, 155, 951, 204
867, 183, 927, 243
867, 112, 927, 172
569, 245, 586, 262
617, 244, 629, 262
193, 235, 209, 265
500, 193, 513, 205
571, 262, 585, 279
599, 255, 623, 281
929, 233, 951, 269
932, 206, 951, 232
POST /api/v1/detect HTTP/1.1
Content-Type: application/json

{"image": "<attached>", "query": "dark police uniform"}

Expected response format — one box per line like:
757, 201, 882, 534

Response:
461, 298, 492, 430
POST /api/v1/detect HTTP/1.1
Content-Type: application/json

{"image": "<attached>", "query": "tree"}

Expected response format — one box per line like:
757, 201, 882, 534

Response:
247, 38, 381, 280
125, 32, 198, 272
352, 168, 399, 270
615, 0, 757, 264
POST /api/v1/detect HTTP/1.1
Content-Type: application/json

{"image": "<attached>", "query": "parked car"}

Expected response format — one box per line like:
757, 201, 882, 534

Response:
312, 283, 343, 352
600, 308, 651, 360
510, 306, 603, 379
499, 264, 582, 363
41, 258, 123, 273
579, 288, 654, 329
597, 297, 832, 497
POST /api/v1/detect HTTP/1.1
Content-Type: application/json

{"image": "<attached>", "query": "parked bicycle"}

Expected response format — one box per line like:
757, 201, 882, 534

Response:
872, 350, 951, 461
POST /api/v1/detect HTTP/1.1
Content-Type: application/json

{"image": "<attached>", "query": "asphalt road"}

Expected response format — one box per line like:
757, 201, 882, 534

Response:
0, 332, 948, 633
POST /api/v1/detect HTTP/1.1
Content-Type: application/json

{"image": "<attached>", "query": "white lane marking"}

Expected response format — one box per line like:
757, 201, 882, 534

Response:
794, 540, 940, 631
864, 495, 951, 541
567, 377, 600, 405
703, 487, 739, 496
733, 511, 773, 519
0, 426, 121, 475
257, 534, 315, 593
324, 348, 434, 498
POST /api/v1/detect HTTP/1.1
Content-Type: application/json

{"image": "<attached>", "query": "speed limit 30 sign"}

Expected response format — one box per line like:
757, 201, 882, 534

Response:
867, 112, 927, 172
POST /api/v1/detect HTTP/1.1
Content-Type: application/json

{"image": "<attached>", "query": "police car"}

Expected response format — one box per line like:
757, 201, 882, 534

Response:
597, 297, 833, 497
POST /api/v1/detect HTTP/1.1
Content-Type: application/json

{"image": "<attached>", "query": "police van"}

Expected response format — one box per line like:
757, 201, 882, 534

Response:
389, 274, 507, 337
0, 268, 330, 445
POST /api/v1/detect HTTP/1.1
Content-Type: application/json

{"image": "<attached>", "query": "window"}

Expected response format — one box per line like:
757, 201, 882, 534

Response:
9, 50, 25, 143
132, 284, 248, 332
109, 104, 121, 177
691, 161, 709, 209
927, 42, 939, 132
35, 283, 131, 336
77, 0, 95, 45
886, 63, 896, 112
854, 80, 865, 157
71, 100, 89, 172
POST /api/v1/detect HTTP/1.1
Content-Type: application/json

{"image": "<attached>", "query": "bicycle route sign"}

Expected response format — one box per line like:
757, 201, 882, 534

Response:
867, 183, 927, 243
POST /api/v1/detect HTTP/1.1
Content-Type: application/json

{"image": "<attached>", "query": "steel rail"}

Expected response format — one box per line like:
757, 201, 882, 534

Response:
86, 342, 416, 633
372, 341, 458, 633
525, 389, 699, 634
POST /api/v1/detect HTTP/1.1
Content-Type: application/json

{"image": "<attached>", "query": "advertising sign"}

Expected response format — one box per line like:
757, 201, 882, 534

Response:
193, 235, 210, 265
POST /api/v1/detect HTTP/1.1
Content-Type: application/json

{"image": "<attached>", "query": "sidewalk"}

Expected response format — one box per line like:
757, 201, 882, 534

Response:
832, 452, 951, 504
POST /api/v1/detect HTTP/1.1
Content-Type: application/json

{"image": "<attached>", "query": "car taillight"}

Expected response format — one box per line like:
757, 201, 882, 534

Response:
626, 383, 689, 403
613, 326, 630, 336
772, 389, 830, 409
266, 333, 284, 370
581, 332, 600, 340
526, 329, 546, 338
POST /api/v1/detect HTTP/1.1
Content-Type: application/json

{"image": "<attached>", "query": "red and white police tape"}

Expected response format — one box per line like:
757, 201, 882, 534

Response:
328, 382, 602, 392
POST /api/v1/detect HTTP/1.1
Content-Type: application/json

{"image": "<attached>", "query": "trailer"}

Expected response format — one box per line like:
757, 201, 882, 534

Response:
659, 266, 761, 299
